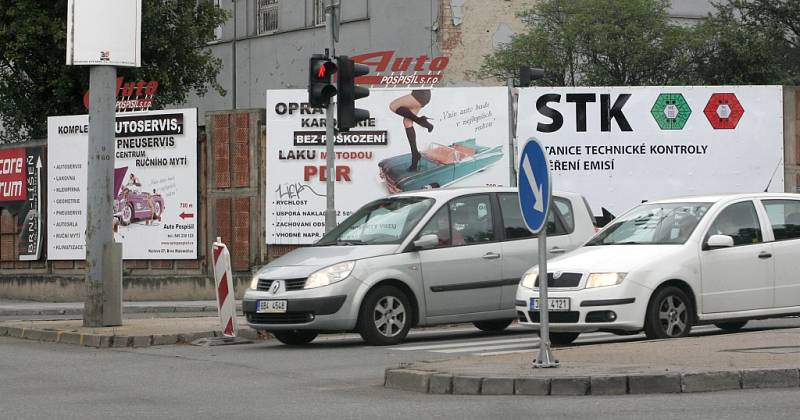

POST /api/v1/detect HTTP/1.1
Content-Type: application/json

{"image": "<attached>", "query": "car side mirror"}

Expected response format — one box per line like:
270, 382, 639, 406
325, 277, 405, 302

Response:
413, 234, 439, 250
705, 234, 734, 249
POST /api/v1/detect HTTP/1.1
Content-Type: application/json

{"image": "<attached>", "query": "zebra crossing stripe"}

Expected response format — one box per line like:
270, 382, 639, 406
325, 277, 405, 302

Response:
391, 336, 539, 351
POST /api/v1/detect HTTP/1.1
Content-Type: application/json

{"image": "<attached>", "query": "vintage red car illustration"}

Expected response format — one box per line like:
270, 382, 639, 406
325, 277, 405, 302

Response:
113, 169, 165, 225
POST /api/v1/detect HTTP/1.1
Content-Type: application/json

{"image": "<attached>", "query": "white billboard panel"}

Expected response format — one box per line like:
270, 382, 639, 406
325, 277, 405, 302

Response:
66, 0, 142, 67
517, 86, 784, 217
47, 109, 198, 259
265, 87, 510, 244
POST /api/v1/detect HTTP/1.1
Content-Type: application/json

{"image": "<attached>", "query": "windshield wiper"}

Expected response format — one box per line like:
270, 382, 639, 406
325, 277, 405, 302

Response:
336, 240, 368, 246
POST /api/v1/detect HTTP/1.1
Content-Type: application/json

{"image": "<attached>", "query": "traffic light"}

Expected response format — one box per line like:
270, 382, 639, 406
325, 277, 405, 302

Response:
519, 66, 545, 87
308, 54, 337, 108
336, 56, 370, 131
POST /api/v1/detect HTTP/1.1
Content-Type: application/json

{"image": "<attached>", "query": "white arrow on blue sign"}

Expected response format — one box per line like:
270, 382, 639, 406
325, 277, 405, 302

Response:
518, 138, 551, 234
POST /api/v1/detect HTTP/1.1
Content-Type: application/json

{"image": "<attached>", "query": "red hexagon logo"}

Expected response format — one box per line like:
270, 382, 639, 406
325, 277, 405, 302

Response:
704, 93, 744, 129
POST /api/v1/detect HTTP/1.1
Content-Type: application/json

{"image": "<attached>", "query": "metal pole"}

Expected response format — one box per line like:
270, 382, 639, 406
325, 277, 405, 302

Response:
507, 78, 516, 187
533, 232, 558, 367
84, 65, 121, 327
231, 0, 237, 109
324, 0, 337, 232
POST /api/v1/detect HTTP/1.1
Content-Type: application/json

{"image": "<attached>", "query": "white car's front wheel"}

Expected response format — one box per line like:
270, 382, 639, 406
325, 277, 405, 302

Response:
644, 286, 693, 339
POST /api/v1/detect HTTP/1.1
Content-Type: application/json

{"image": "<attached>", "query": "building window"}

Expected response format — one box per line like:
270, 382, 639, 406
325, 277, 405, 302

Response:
313, 0, 327, 26
257, 0, 279, 34
213, 0, 223, 41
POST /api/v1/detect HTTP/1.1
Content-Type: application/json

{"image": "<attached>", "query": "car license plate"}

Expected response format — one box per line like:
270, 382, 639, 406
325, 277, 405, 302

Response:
256, 300, 287, 313
530, 298, 570, 312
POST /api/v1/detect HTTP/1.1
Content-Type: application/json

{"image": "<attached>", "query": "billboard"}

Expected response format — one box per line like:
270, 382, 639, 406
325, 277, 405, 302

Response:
66, 0, 142, 67
0, 147, 45, 260
47, 109, 198, 260
517, 86, 784, 216
265, 87, 510, 244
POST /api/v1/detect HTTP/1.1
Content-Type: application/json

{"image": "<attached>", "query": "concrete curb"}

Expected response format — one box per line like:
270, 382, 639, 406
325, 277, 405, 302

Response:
0, 325, 263, 349
0, 304, 236, 317
384, 368, 800, 396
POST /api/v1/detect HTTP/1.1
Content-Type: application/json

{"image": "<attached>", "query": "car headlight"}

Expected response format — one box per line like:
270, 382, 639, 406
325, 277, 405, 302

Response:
520, 269, 539, 289
250, 273, 260, 290
304, 261, 355, 289
586, 272, 626, 288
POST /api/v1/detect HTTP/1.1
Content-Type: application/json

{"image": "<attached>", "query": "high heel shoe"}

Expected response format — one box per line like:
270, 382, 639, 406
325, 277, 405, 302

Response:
408, 152, 421, 171
418, 116, 434, 133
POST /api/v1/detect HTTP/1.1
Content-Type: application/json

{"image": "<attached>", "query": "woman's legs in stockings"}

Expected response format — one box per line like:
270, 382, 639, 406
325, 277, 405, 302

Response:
390, 95, 430, 171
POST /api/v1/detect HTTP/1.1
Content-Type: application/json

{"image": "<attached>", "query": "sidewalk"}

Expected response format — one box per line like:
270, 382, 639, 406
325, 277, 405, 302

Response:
0, 299, 263, 347
0, 299, 229, 317
385, 327, 800, 396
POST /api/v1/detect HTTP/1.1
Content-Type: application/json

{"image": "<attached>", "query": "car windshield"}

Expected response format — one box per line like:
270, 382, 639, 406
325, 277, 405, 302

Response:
315, 197, 434, 246
586, 202, 711, 246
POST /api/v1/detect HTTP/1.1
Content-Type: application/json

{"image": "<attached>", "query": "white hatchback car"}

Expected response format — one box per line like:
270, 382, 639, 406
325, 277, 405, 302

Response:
516, 193, 800, 345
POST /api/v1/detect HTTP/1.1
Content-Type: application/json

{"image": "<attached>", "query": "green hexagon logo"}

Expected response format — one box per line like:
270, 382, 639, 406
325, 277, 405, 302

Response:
651, 93, 692, 130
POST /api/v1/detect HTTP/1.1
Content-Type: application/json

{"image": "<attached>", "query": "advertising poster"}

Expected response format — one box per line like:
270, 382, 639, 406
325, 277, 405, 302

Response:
47, 109, 198, 260
66, 0, 141, 67
266, 87, 510, 244
517, 86, 784, 217
0, 147, 44, 260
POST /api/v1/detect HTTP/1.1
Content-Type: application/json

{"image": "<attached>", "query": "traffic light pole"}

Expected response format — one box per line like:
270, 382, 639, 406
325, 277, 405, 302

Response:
324, 1, 337, 232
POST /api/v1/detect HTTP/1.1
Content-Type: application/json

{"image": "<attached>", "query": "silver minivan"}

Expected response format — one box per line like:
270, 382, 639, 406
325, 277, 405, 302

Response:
244, 187, 595, 345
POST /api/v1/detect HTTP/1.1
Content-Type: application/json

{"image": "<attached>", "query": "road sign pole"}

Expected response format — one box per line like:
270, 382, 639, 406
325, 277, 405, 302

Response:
517, 138, 559, 368
534, 232, 558, 367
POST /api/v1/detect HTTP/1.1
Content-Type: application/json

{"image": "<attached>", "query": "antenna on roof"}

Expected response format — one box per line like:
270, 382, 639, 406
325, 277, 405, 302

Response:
764, 157, 783, 192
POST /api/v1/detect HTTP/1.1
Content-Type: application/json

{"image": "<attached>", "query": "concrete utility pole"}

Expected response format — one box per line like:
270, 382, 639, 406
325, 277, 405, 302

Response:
324, 0, 338, 232
84, 66, 122, 327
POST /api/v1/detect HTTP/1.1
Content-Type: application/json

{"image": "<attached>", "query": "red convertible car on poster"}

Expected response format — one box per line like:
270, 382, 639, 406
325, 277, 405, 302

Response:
115, 187, 165, 225
113, 168, 165, 226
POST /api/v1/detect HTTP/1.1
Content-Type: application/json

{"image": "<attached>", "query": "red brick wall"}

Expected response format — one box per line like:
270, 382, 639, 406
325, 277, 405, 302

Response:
209, 111, 258, 272
232, 197, 250, 270
233, 113, 250, 188
216, 197, 232, 244
214, 114, 231, 189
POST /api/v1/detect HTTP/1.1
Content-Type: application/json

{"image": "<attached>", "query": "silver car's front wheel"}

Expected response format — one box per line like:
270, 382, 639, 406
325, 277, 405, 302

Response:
357, 285, 412, 346
374, 296, 406, 338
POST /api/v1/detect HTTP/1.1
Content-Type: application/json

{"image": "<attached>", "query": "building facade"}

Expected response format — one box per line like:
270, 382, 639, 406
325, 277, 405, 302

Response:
184, 0, 717, 118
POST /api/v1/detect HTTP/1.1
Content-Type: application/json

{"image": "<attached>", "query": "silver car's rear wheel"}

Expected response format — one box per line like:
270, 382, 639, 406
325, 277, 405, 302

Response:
357, 285, 412, 346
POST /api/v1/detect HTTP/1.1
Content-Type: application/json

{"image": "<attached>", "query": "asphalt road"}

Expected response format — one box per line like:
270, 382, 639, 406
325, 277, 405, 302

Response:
2, 318, 800, 419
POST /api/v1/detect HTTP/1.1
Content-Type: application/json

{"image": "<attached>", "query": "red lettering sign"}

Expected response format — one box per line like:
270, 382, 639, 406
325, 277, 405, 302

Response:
83, 77, 159, 112
350, 51, 449, 86
0, 148, 27, 202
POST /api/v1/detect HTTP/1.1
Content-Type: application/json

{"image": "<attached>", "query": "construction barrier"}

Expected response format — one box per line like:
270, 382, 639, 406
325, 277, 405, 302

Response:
212, 238, 239, 338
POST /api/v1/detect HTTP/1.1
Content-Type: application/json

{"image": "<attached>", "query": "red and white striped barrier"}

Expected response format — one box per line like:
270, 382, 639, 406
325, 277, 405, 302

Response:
212, 238, 239, 338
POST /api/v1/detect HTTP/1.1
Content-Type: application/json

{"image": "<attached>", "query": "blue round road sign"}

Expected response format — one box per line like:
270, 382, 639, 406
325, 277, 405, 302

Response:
518, 138, 551, 234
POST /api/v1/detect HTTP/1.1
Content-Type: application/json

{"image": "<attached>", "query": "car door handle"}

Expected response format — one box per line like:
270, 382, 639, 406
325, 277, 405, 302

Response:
482, 252, 501, 260
758, 252, 772, 259
549, 247, 567, 254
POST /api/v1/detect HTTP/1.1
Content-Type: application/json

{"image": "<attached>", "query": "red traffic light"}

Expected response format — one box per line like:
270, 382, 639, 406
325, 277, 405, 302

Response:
312, 60, 337, 80
308, 54, 338, 108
